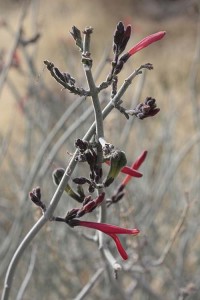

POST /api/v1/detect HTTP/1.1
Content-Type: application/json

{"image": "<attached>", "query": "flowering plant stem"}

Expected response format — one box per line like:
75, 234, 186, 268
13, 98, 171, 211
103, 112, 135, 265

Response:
82, 28, 106, 249
1, 62, 151, 300
82, 28, 104, 140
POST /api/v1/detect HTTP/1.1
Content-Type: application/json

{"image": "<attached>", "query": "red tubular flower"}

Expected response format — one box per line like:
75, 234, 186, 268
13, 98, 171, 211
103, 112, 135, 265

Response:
128, 31, 166, 57
114, 30, 166, 75
122, 150, 147, 186
120, 165, 142, 177
131, 150, 148, 169
105, 161, 143, 178
110, 234, 128, 260
74, 220, 139, 260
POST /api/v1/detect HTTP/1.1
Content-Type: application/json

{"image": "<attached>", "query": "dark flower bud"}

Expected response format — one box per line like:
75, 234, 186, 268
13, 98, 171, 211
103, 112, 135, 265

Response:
114, 22, 124, 44
145, 97, 156, 106
62, 72, 76, 86
75, 138, 88, 152
73, 177, 91, 185
54, 67, 66, 82
119, 25, 131, 54
113, 22, 124, 53
113, 22, 131, 56
70, 26, 83, 51
29, 191, 39, 206
65, 208, 80, 221
29, 187, 46, 212
126, 97, 160, 120
85, 151, 96, 166
35, 187, 41, 200
114, 53, 130, 75
53, 69, 76, 86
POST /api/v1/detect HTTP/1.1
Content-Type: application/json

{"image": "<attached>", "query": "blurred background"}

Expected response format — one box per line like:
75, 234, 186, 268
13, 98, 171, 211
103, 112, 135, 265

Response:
0, 0, 200, 299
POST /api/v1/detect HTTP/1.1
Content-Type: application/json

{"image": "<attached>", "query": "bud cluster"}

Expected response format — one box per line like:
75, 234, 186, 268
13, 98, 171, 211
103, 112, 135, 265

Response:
29, 187, 46, 212
44, 60, 89, 96
74, 139, 103, 192
54, 192, 105, 226
126, 97, 160, 119
113, 21, 131, 56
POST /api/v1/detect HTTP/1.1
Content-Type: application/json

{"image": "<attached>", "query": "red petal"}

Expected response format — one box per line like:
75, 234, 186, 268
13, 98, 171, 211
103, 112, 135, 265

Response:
110, 234, 128, 260
122, 150, 147, 186
121, 166, 143, 177
128, 31, 166, 56
78, 220, 140, 235
104, 160, 142, 177
131, 150, 148, 170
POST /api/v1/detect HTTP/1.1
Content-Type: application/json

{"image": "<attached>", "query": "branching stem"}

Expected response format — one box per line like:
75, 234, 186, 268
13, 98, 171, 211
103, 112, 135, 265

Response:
82, 28, 106, 250
1, 62, 149, 300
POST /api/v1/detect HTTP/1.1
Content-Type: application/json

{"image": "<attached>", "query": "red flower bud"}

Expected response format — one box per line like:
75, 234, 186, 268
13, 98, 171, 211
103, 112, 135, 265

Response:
128, 31, 166, 56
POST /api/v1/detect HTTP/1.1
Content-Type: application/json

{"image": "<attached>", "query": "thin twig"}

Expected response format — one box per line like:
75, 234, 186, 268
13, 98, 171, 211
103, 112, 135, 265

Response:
120, 70, 146, 146
143, 131, 200, 228
44, 60, 90, 96
82, 28, 104, 140
0, 1, 30, 97
151, 197, 190, 266
16, 247, 37, 300
1, 216, 46, 300
73, 268, 104, 300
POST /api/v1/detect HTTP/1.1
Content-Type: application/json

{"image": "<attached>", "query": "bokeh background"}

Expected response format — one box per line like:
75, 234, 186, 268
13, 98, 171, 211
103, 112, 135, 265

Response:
0, 0, 200, 299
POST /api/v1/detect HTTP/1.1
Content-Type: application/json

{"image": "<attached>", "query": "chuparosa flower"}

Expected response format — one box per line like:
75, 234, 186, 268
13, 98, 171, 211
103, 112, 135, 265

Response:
115, 31, 166, 74
71, 220, 139, 260
105, 160, 143, 179
127, 31, 166, 57
122, 150, 147, 186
